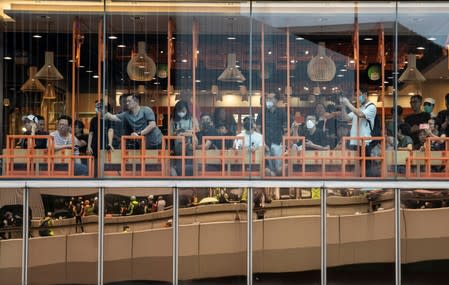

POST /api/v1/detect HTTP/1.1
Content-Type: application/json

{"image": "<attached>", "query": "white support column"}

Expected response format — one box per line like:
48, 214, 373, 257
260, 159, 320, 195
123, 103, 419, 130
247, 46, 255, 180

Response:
21, 186, 29, 285
97, 187, 104, 285
395, 188, 401, 285
247, 187, 253, 285
321, 187, 327, 285
172, 187, 179, 285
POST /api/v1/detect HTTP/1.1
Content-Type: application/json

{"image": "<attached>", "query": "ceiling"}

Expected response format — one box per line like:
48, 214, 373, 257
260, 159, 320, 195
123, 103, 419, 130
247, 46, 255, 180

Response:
3, 3, 449, 97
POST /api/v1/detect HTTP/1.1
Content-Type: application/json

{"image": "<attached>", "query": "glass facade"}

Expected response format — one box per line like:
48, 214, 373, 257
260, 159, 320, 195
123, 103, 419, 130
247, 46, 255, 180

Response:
1, 1, 449, 284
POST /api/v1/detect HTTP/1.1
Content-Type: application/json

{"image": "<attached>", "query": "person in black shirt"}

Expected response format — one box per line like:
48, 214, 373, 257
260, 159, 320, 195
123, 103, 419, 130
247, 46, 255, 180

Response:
301, 115, 330, 150
196, 113, 220, 149
216, 123, 234, 150
213, 107, 237, 136
405, 95, 430, 145
87, 100, 114, 158
256, 92, 287, 176
19, 115, 49, 149
436, 93, 449, 136
74, 120, 88, 154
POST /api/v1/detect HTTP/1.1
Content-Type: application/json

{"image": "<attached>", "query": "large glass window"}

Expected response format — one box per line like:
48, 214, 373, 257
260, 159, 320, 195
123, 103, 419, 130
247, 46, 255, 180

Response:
327, 187, 395, 284
28, 187, 99, 285
401, 188, 449, 284
0, 187, 24, 285
0, 1, 449, 180
104, 187, 173, 283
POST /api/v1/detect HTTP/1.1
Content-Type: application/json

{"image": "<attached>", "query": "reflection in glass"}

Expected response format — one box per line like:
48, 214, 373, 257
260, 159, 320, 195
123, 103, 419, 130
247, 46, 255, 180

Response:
401, 189, 449, 284
28, 188, 98, 285
251, 187, 321, 284
104, 187, 173, 284
178, 187, 247, 284
327, 188, 394, 285
0, 188, 24, 285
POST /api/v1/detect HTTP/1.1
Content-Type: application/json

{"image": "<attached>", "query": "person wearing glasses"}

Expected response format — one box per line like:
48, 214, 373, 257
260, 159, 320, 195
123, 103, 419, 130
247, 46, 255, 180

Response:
50, 115, 88, 176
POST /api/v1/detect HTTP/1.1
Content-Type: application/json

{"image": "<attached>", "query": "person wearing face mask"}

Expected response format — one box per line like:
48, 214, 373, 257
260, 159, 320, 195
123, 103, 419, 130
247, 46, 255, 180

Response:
295, 115, 330, 151
234, 117, 263, 151
196, 113, 220, 150
404, 94, 430, 145
104, 94, 162, 149
339, 91, 377, 148
256, 92, 287, 176
169, 100, 199, 176
422, 97, 436, 119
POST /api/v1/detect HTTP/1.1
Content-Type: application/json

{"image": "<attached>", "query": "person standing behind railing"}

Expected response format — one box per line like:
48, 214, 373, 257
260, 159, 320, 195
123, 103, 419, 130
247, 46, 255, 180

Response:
256, 92, 287, 176
19, 114, 49, 149
339, 91, 377, 149
293, 114, 330, 151
234, 117, 263, 151
339, 92, 377, 176
170, 100, 198, 176
213, 107, 237, 136
196, 113, 220, 150
104, 94, 162, 150
405, 95, 431, 145
50, 115, 88, 176
87, 100, 115, 158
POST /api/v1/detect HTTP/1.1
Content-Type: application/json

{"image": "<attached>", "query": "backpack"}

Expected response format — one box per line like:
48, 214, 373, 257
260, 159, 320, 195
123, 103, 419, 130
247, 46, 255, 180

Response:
365, 103, 382, 177
365, 103, 381, 139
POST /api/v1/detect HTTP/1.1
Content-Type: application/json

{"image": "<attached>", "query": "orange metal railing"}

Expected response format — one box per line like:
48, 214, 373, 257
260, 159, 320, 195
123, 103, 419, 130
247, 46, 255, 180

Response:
1, 135, 94, 178
5, 134, 449, 179
405, 137, 449, 178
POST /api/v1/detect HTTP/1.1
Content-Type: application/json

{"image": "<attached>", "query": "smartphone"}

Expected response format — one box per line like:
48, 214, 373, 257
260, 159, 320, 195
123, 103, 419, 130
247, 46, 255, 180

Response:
419, 123, 429, 130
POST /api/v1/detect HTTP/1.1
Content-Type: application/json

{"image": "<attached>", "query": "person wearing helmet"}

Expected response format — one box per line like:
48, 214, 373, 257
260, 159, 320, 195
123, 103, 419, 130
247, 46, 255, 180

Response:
127, 196, 139, 215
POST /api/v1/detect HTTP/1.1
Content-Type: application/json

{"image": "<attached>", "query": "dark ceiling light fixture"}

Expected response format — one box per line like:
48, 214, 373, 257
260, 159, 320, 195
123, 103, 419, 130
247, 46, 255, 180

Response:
398, 54, 426, 82
218, 53, 246, 82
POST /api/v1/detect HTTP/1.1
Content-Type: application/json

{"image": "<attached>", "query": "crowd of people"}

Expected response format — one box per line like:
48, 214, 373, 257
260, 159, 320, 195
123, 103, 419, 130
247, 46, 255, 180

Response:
15, 90, 449, 177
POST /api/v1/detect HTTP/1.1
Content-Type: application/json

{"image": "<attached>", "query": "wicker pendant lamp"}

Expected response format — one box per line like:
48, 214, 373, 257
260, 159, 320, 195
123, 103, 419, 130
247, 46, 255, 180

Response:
21, 66, 46, 93
127, 41, 156, 81
307, 42, 336, 82
35, 52, 64, 81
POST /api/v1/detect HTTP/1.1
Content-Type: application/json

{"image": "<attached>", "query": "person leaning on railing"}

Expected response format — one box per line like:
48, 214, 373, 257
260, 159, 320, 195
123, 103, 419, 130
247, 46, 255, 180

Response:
104, 94, 162, 150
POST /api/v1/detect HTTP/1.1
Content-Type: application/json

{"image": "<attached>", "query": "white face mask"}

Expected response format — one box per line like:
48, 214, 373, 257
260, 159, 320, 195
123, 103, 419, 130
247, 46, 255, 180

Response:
178, 111, 186, 118
266, 101, 274, 109
306, 120, 315, 129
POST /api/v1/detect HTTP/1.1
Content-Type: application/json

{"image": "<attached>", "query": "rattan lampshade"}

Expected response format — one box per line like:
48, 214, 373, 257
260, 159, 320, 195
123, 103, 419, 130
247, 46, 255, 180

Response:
35, 52, 64, 81
127, 41, 156, 81
21, 66, 46, 93
307, 42, 336, 82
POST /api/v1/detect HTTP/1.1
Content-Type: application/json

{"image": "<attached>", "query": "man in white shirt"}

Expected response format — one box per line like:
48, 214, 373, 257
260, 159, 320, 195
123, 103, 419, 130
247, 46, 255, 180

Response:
234, 117, 263, 151
339, 91, 377, 148
339, 91, 379, 177
50, 115, 88, 176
